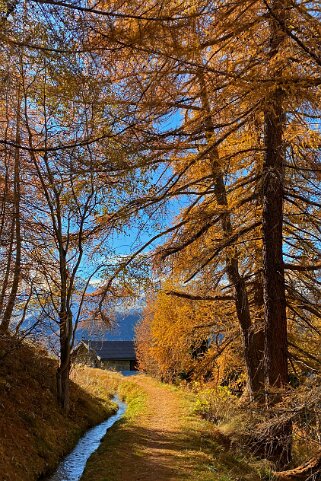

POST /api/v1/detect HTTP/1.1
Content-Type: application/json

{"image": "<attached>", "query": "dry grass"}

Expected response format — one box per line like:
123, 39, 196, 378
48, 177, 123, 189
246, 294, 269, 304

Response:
194, 381, 321, 474
0, 335, 116, 481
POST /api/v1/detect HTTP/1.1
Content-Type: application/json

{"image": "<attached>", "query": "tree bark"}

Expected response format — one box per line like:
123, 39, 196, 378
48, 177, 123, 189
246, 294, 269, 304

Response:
1, 88, 22, 332
262, 0, 291, 468
263, 93, 288, 389
263, 0, 288, 392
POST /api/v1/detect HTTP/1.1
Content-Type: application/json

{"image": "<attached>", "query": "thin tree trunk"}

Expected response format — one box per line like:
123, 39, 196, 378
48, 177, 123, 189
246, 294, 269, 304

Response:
57, 308, 72, 413
198, 71, 265, 400
1, 88, 22, 332
56, 238, 72, 413
0, 213, 15, 322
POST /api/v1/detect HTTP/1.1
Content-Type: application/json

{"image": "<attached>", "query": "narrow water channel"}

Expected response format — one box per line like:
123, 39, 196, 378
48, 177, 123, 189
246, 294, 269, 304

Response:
45, 396, 126, 481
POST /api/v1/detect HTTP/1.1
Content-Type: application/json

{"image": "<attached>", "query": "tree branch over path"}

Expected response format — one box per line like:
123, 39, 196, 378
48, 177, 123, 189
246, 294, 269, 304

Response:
30, 0, 206, 21
284, 263, 321, 272
165, 291, 234, 301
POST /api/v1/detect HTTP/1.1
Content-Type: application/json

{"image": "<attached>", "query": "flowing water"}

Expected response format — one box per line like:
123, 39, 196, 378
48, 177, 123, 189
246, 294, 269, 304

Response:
45, 396, 126, 481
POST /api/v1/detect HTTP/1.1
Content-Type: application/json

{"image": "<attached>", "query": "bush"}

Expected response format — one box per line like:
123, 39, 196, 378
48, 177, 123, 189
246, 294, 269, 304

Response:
193, 385, 239, 424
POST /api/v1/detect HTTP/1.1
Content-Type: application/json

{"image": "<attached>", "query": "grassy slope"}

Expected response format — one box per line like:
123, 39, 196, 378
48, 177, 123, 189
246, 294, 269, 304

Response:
0, 336, 117, 481
81, 374, 270, 481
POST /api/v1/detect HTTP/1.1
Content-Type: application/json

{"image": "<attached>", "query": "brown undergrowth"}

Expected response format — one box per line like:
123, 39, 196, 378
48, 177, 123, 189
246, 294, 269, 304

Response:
0, 335, 116, 481
193, 382, 321, 477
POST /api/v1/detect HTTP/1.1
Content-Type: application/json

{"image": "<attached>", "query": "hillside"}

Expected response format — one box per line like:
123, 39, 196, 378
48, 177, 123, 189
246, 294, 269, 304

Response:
0, 335, 116, 481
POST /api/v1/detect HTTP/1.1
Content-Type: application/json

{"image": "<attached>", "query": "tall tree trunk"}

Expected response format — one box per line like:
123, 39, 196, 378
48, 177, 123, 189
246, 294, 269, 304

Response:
1, 89, 22, 332
198, 71, 265, 400
0, 212, 15, 323
56, 236, 73, 413
263, 0, 288, 395
263, 88, 288, 390
262, 0, 291, 468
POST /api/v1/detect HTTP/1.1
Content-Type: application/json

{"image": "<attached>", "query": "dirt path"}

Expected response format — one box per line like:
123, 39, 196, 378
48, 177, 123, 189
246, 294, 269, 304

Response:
119, 375, 194, 480
80, 374, 256, 481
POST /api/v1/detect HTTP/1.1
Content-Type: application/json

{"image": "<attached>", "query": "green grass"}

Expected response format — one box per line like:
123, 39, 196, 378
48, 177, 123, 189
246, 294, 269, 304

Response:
117, 377, 148, 419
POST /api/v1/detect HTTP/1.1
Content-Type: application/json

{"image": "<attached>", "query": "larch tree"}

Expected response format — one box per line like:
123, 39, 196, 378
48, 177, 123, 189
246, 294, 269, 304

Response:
100, 0, 320, 393
77, 0, 321, 465
87, 0, 268, 400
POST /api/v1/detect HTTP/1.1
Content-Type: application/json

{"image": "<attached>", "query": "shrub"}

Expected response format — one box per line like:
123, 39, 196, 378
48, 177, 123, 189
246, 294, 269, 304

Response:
193, 386, 239, 424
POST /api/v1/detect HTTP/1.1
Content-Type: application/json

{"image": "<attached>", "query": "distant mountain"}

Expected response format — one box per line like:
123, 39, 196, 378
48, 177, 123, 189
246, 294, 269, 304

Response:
19, 280, 144, 346
76, 309, 142, 342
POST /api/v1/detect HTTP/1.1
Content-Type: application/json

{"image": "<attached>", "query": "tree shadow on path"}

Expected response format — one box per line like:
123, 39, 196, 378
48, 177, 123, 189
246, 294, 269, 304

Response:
81, 416, 258, 481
